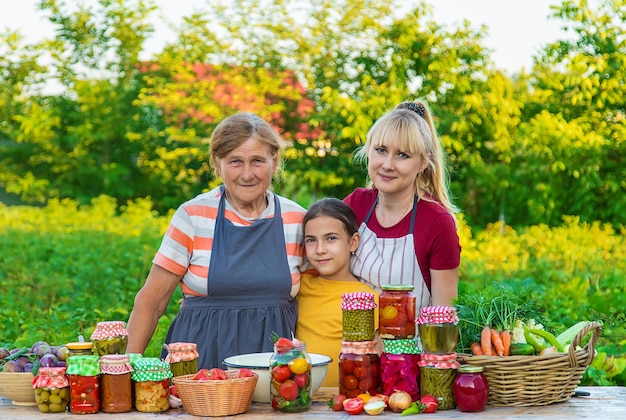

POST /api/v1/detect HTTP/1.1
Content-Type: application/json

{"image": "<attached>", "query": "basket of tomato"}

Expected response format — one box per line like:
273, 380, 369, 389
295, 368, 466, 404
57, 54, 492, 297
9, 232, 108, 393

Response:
172, 367, 257, 417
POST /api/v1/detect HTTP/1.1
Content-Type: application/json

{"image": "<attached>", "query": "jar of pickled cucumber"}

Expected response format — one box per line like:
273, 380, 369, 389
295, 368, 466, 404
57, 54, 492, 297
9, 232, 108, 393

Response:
99, 354, 133, 413
379, 284, 416, 339
418, 353, 459, 410
380, 339, 420, 401
164, 342, 199, 377
66, 355, 100, 414
90, 321, 129, 356
339, 341, 381, 398
342, 292, 377, 341
131, 358, 172, 412
33, 366, 70, 414
416, 306, 459, 354
66, 342, 94, 358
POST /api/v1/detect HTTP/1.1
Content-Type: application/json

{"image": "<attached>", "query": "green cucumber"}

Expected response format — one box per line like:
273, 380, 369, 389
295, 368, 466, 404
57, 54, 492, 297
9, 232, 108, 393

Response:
510, 343, 535, 355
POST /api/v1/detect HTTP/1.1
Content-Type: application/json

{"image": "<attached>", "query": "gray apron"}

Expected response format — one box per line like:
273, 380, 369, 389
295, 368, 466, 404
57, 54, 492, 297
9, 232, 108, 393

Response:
162, 186, 297, 369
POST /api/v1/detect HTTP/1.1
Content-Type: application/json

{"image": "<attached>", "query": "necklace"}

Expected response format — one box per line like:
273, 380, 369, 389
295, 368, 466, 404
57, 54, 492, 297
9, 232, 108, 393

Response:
376, 199, 413, 227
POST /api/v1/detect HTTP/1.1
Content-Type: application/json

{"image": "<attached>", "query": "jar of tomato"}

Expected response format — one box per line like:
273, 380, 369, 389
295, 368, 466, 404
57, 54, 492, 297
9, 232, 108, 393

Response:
66, 355, 100, 414
164, 342, 199, 377
379, 284, 416, 339
33, 366, 70, 414
418, 353, 459, 410
99, 354, 133, 413
90, 321, 129, 356
270, 339, 312, 412
416, 306, 459, 354
380, 339, 420, 401
453, 365, 489, 412
338, 340, 381, 398
131, 358, 172, 412
342, 292, 377, 342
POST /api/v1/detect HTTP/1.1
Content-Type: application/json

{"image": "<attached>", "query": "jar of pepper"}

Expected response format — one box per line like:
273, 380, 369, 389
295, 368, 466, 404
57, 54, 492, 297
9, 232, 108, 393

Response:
66, 355, 100, 414
342, 292, 377, 342
339, 340, 381, 398
164, 342, 199, 377
99, 354, 133, 413
131, 358, 172, 412
90, 321, 129, 356
379, 284, 416, 339
380, 338, 420, 401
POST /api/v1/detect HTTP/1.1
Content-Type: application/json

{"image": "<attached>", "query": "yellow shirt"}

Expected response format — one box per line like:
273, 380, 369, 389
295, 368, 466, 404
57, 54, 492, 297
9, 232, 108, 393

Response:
295, 273, 379, 388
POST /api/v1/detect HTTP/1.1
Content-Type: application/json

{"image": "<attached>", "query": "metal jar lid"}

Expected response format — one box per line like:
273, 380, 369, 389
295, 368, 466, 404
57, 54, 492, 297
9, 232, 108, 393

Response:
381, 284, 415, 291
458, 364, 485, 373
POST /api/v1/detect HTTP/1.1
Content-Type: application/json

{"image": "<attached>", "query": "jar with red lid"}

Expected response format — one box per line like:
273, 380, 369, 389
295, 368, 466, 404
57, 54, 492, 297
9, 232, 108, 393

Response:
380, 339, 420, 401
453, 365, 489, 412
33, 366, 70, 413
99, 354, 133, 413
342, 292, 377, 341
418, 353, 459, 410
338, 341, 381, 398
165, 342, 199, 377
379, 284, 416, 339
416, 306, 459, 354
90, 321, 129, 356
66, 355, 100, 414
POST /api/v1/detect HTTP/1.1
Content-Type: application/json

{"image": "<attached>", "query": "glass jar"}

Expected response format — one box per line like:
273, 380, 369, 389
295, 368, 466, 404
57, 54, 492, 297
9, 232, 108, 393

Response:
90, 321, 129, 356
416, 306, 459, 354
339, 341, 381, 398
418, 353, 459, 410
164, 342, 199, 377
453, 365, 489, 412
270, 339, 312, 412
66, 355, 100, 414
131, 358, 172, 412
341, 292, 377, 341
379, 284, 416, 339
66, 342, 94, 358
33, 366, 70, 413
380, 339, 419, 401
99, 354, 133, 413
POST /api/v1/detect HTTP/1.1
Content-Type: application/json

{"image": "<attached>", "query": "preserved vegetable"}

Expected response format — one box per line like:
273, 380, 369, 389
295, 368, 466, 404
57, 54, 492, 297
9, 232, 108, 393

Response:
339, 341, 381, 398
131, 358, 172, 412
379, 285, 416, 339
342, 292, 377, 341
416, 306, 459, 354
90, 321, 129, 356
380, 339, 419, 400
99, 354, 132, 413
270, 338, 312, 413
418, 353, 459, 410
165, 342, 199, 377
66, 354, 100, 414
33, 366, 70, 413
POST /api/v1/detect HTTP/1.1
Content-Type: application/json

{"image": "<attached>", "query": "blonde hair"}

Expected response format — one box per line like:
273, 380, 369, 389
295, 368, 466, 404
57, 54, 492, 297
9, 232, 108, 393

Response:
355, 100, 458, 217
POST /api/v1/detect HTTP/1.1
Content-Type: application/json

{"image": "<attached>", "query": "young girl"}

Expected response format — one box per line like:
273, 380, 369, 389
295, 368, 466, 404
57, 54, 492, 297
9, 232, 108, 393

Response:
295, 198, 378, 388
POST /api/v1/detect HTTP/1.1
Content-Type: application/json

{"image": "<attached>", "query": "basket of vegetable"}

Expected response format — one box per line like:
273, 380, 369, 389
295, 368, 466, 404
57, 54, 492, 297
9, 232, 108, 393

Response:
455, 284, 602, 407
172, 368, 258, 416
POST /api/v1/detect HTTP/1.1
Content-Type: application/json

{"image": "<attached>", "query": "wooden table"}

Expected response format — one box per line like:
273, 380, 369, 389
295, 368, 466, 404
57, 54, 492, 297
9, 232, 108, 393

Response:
1, 386, 624, 419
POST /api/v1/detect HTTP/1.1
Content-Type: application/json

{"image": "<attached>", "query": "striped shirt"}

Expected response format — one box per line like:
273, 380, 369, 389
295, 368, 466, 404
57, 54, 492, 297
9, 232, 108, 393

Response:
153, 186, 307, 297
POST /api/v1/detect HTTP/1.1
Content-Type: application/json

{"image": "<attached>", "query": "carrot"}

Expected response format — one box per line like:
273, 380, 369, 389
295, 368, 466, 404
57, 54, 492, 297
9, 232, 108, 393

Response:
491, 328, 505, 356
471, 342, 483, 356
481, 325, 493, 356
499, 330, 511, 356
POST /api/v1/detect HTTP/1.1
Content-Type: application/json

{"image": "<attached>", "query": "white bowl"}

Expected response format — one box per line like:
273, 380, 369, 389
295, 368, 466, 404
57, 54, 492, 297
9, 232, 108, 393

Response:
223, 352, 332, 403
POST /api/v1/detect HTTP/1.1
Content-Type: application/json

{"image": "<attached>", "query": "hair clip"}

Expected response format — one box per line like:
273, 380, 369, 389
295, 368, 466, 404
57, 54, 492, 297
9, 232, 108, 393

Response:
401, 102, 426, 117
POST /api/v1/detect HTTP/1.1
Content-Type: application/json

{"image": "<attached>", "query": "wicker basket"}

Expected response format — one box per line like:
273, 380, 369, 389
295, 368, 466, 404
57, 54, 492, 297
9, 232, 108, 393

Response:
458, 321, 601, 407
172, 369, 258, 416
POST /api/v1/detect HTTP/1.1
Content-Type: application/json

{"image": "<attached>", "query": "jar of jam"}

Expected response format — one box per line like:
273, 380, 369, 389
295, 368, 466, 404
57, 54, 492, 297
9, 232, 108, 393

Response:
131, 358, 172, 412
418, 353, 459, 410
342, 292, 377, 341
66, 355, 100, 414
66, 342, 94, 358
99, 354, 133, 413
339, 341, 381, 398
270, 339, 312, 412
379, 284, 416, 339
90, 321, 129, 356
165, 342, 199, 377
380, 339, 420, 401
416, 306, 459, 354
453, 365, 489, 412
33, 366, 70, 413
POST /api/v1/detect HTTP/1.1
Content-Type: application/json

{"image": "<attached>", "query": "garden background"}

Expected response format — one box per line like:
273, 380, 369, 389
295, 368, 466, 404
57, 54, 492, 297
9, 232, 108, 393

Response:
1, 0, 624, 385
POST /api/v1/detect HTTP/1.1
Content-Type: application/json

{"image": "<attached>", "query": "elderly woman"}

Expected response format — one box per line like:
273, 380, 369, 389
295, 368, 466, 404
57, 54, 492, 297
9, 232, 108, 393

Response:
126, 112, 307, 369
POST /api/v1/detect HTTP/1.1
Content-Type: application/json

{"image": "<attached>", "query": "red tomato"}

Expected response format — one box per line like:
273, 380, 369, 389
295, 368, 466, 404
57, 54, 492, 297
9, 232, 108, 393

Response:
341, 359, 355, 374
343, 397, 364, 415
274, 337, 294, 352
271, 396, 281, 411
342, 375, 359, 391
278, 379, 299, 401
293, 373, 308, 389
192, 369, 211, 380
208, 368, 227, 380
238, 368, 255, 378
169, 385, 179, 398
327, 394, 346, 411
420, 395, 438, 413
272, 365, 292, 382
353, 366, 365, 379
